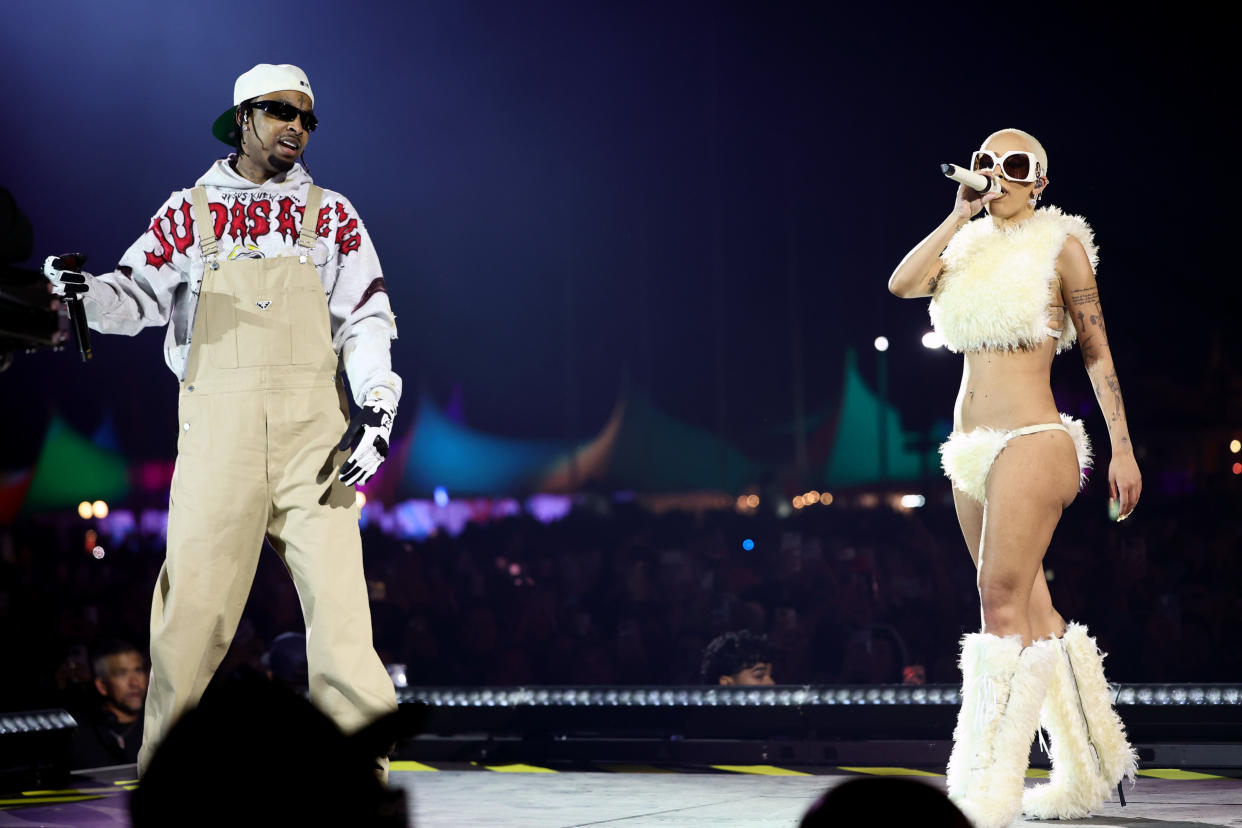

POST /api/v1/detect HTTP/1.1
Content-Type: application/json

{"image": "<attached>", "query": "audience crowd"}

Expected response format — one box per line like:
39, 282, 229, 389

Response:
1, 491, 1237, 726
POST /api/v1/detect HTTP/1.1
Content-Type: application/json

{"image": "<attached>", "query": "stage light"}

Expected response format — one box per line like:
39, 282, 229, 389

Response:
805, 490, 820, 503
1233, 463, 1241, 476
873, 336, 889, 352
433, 486, 449, 507
746, 494, 759, 508
355, 491, 367, 508
819, 492, 833, 505
792, 496, 804, 509
91, 546, 105, 559
77, 501, 92, 519
922, 331, 945, 349
91, 500, 108, 519
1231, 439, 1241, 454
900, 494, 926, 508
742, 538, 754, 551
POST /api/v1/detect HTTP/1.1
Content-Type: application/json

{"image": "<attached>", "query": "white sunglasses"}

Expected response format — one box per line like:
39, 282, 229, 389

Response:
971, 150, 1043, 183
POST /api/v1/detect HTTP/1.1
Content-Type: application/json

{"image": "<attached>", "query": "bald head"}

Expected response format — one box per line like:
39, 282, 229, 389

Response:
981, 128, 1048, 177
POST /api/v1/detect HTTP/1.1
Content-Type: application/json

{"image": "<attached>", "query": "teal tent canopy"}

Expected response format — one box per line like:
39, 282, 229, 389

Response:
820, 349, 943, 488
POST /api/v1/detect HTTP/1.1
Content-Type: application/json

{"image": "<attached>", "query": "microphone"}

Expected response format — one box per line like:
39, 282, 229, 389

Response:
941, 163, 1000, 194
67, 297, 92, 362
52, 254, 92, 362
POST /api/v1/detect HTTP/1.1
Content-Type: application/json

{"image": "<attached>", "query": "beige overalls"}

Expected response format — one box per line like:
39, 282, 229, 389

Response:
138, 185, 398, 775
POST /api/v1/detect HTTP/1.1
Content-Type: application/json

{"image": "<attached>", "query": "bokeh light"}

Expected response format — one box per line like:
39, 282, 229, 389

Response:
1231, 439, 1240, 454
746, 494, 759, 508
91, 546, 105, 560
922, 331, 945, 349
742, 538, 754, 551
1233, 462, 1241, 476
819, 492, 834, 505
91, 500, 109, 519
873, 336, 889, 352
77, 501, 93, 520
900, 494, 926, 508
356, 491, 367, 508
434, 486, 450, 507
792, 495, 804, 509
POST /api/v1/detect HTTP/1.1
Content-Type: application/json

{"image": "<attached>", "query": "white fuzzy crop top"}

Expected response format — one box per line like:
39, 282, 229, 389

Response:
928, 206, 1098, 355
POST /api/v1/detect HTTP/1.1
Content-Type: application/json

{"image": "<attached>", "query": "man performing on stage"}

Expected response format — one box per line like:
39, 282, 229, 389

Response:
42, 63, 401, 777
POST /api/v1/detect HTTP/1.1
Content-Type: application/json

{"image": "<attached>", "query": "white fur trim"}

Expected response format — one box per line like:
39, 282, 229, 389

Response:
1062, 622, 1139, 788
930, 206, 1098, 355
940, 415, 1093, 504
1021, 636, 1114, 818
947, 634, 1055, 828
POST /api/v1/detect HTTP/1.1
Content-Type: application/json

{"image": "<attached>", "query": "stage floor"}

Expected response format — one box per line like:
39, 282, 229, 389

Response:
1, 762, 1239, 826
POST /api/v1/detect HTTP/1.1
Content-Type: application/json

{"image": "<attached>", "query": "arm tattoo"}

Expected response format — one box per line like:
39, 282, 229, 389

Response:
1070, 287, 1099, 306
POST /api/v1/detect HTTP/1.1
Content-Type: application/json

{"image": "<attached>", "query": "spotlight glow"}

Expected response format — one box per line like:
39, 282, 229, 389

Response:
77, 501, 93, 520
91, 500, 109, 519
922, 331, 945, 349
873, 336, 889, 352
900, 494, 926, 509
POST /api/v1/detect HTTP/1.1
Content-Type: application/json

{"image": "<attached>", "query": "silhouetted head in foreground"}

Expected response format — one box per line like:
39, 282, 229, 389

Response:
800, 777, 970, 827
131, 676, 421, 827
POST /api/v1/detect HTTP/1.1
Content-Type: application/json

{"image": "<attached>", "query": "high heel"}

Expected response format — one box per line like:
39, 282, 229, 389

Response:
1021, 623, 1137, 819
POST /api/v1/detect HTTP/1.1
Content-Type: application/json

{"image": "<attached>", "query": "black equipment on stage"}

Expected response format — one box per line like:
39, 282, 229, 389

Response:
0, 709, 78, 792
0, 187, 77, 371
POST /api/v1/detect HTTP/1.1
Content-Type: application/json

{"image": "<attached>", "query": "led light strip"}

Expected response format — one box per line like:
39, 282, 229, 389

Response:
0, 710, 78, 735
396, 684, 1242, 708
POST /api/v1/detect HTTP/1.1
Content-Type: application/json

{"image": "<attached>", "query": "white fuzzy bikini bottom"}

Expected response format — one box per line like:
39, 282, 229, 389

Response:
939, 413, 1093, 505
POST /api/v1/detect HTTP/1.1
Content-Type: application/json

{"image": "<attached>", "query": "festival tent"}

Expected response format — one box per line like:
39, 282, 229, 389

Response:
19, 415, 131, 514
378, 390, 760, 500
602, 393, 759, 494
385, 394, 623, 499
816, 349, 944, 488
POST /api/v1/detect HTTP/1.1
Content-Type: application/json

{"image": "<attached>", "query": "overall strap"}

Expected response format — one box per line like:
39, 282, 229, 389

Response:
299, 185, 324, 250
190, 186, 219, 265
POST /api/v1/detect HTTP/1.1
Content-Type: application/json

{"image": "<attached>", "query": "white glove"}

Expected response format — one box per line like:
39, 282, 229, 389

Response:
42, 254, 90, 298
337, 387, 396, 487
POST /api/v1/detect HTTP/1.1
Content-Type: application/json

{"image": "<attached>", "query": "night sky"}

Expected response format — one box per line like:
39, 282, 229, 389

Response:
1, 2, 1234, 475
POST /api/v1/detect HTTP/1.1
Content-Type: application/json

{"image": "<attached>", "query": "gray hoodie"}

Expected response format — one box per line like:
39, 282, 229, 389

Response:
80, 157, 400, 405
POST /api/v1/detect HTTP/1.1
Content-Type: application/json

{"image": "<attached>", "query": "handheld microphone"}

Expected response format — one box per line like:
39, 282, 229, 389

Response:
67, 297, 91, 362
941, 163, 1000, 194
52, 254, 92, 362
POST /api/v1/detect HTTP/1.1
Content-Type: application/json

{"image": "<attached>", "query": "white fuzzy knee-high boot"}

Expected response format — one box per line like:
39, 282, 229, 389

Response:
1021, 634, 1114, 817
946, 633, 1056, 828
1022, 623, 1138, 819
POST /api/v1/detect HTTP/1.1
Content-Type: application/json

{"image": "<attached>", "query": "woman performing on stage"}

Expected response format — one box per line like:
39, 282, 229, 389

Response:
888, 128, 1141, 827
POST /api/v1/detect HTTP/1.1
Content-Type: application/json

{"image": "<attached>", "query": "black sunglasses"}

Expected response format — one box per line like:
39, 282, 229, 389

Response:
249, 99, 318, 132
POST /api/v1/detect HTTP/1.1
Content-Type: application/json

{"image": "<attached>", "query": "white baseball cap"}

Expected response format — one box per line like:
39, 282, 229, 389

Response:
212, 63, 315, 145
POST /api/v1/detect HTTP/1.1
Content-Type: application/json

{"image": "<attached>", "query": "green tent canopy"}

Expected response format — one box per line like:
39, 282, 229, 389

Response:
22, 416, 131, 513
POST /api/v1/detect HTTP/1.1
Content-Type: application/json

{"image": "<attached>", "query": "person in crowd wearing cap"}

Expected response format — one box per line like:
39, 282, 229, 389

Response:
42, 64, 401, 778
